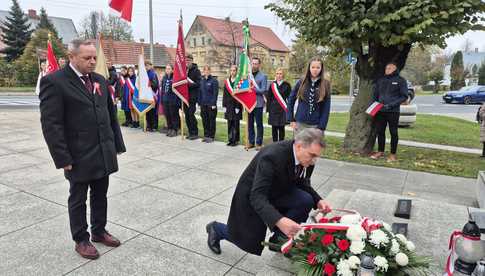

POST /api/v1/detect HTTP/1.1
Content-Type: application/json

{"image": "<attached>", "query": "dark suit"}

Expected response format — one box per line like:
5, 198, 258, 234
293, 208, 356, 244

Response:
39, 64, 126, 242
224, 140, 322, 255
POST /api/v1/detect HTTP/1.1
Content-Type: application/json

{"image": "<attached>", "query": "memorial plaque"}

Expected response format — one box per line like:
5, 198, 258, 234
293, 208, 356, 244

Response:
394, 199, 412, 219
391, 223, 408, 237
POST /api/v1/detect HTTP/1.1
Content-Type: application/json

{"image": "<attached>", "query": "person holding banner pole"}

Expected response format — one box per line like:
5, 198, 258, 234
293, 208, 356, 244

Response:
184, 54, 201, 140
248, 57, 268, 150
369, 61, 408, 162
127, 67, 140, 128
287, 57, 331, 135
267, 68, 291, 142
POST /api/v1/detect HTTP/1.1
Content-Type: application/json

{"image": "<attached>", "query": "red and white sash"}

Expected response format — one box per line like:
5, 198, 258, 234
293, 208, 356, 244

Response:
271, 82, 288, 112
108, 85, 116, 104
444, 231, 481, 275
126, 78, 135, 94
225, 79, 234, 95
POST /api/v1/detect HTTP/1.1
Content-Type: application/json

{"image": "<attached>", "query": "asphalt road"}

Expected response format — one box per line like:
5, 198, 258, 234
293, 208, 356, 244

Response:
0, 94, 479, 121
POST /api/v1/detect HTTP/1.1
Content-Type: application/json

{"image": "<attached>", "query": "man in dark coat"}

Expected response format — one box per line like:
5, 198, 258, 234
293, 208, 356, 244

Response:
39, 39, 126, 260
184, 54, 201, 140
206, 128, 331, 256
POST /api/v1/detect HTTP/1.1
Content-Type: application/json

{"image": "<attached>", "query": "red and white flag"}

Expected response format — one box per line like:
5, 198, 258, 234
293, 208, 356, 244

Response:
365, 101, 383, 117
36, 40, 59, 95
109, 0, 133, 22
172, 17, 189, 106
271, 82, 288, 112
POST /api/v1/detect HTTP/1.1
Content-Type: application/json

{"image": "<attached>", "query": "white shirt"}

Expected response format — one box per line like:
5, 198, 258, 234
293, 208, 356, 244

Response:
293, 144, 305, 178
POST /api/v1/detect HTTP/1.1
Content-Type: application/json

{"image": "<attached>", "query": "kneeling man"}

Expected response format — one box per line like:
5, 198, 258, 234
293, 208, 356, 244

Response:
206, 128, 330, 255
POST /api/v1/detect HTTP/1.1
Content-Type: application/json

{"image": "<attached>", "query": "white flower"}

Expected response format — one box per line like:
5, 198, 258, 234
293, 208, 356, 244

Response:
346, 225, 367, 241
374, 256, 389, 272
369, 229, 389, 248
395, 253, 409, 266
382, 222, 392, 232
390, 239, 400, 255
336, 260, 353, 276
349, 240, 366, 255
340, 214, 362, 225
348, 255, 361, 269
406, 241, 415, 252
395, 234, 407, 243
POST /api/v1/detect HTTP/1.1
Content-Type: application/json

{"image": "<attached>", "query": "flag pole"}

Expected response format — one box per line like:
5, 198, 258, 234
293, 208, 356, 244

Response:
149, 0, 154, 63
244, 109, 249, 150
140, 45, 148, 133
180, 107, 185, 140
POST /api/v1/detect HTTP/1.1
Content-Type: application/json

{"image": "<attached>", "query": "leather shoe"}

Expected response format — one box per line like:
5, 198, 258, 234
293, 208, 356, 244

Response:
75, 240, 99, 260
206, 221, 221, 254
91, 231, 121, 247
188, 135, 199, 140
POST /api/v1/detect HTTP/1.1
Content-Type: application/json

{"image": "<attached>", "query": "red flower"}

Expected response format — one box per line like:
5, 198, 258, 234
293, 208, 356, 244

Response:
319, 217, 329, 223
329, 216, 341, 222
337, 239, 350, 251
323, 263, 336, 275
307, 252, 317, 265
321, 234, 334, 246
309, 232, 319, 243
326, 229, 337, 234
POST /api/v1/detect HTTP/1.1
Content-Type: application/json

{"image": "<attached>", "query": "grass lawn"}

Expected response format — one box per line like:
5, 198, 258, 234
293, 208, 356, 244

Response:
0, 87, 35, 92
326, 112, 482, 149
118, 110, 485, 178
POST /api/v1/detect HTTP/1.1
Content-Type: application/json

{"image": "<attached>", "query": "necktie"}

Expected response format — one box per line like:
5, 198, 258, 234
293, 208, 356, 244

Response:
295, 164, 304, 179
80, 75, 93, 94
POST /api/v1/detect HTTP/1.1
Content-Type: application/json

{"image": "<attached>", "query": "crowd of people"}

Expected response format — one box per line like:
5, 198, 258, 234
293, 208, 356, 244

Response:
106, 54, 343, 152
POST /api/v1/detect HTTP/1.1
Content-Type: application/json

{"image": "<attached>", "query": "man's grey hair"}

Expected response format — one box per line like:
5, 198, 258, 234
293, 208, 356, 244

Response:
294, 128, 326, 147
68, 39, 95, 54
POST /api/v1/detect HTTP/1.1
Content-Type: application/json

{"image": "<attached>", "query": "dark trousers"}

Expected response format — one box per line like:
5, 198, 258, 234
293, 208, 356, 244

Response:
68, 176, 109, 242
146, 108, 158, 129
271, 126, 285, 142
213, 188, 314, 242
201, 105, 217, 138
165, 102, 180, 131
227, 119, 240, 144
183, 99, 198, 136
248, 107, 264, 145
375, 112, 400, 154
124, 111, 132, 123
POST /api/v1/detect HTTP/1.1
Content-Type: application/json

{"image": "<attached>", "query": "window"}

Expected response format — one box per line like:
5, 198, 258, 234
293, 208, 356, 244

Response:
272, 57, 275, 66
280, 58, 284, 66
193, 38, 197, 48
207, 38, 211, 45
202, 37, 205, 46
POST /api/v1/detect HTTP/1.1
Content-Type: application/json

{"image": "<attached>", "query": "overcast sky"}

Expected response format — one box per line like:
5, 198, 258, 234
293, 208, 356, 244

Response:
1, 0, 484, 53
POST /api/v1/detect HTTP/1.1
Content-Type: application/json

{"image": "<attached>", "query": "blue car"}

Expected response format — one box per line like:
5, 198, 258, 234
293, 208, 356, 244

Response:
443, 86, 485, 104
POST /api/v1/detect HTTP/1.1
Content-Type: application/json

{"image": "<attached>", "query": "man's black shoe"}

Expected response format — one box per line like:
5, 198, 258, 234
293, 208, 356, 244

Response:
188, 135, 199, 140
206, 221, 221, 255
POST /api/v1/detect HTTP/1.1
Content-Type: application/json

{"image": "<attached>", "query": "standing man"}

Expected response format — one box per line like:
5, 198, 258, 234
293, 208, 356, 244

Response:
145, 61, 160, 132
369, 61, 408, 162
248, 57, 268, 150
184, 54, 201, 140
206, 128, 330, 256
39, 39, 126, 260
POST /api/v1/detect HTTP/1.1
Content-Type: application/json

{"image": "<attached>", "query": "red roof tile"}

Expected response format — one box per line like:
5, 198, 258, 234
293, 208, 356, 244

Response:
98, 38, 171, 67
192, 15, 289, 53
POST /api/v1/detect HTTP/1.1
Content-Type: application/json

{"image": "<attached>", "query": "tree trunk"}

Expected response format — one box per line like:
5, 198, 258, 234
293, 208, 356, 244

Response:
343, 43, 412, 154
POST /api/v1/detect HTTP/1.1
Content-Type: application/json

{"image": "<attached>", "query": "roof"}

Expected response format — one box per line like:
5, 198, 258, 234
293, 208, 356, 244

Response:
0, 10, 78, 44
98, 38, 171, 67
189, 15, 290, 53
165, 47, 176, 64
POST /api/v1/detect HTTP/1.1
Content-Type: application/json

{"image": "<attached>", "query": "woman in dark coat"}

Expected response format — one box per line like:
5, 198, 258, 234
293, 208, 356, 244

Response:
266, 68, 291, 142
222, 65, 243, 146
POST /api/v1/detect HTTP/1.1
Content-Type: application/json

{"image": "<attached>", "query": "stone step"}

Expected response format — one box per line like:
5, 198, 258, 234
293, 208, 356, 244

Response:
343, 189, 468, 275
323, 189, 355, 210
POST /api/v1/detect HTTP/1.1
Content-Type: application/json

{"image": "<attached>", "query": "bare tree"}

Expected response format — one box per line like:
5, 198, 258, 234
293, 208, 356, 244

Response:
79, 11, 133, 41
461, 38, 474, 53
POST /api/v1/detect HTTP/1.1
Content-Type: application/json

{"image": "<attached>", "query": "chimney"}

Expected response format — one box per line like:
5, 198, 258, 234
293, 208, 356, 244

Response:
27, 9, 37, 18
140, 38, 145, 43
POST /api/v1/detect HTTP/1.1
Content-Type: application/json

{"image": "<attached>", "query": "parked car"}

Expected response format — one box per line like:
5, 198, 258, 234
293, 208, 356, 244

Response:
399, 88, 417, 127
442, 85, 485, 104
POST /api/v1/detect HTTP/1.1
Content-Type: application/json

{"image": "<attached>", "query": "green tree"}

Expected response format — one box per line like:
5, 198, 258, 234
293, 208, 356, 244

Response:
288, 35, 325, 78
450, 51, 466, 90
401, 45, 439, 86
428, 69, 444, 93
15, 28, 66, 85
479, 63, 485, 85
79, 11, 133, 41
266, 0, 485, 153
36, 7, 58, 38
472, 64, 479, 77
0, 0, 32, 62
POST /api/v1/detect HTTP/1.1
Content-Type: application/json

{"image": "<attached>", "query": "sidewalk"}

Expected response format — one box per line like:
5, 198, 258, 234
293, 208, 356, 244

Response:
0, 110, 477, 275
